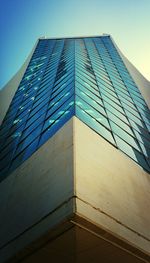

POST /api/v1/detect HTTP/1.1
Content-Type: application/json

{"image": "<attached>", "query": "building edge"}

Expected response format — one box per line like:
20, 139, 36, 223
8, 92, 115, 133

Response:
0, 36, 150, 262
110, 36, 150, 109
0, 117, 150, 262
0, 40, 39, 125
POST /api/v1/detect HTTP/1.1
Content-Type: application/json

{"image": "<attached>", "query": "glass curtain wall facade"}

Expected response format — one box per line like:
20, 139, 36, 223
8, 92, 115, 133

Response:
0, 36, 150, 181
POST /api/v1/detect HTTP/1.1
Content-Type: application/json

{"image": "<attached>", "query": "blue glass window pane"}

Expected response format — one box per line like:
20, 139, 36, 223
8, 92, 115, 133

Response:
22, 137, 39, 161
102, 94, 125, 114
124, 109, 147, 129
39, 105, 74, 147
110, 121, 141, 152
51, 80, 74, 102
15, 124, 43, 157
76, 105, 116, 146
76, 95, 110, 129
43, 96, 74, 131
106, 110, 133, 136
76, 88, 106, 116
76, 80, 100, 98
46, 88, 74, 118
25, 111, 46, 129
51, 76, 74, 98
114, 135, 150, 172
76, 75, 98, 91
76, 81, 103, 106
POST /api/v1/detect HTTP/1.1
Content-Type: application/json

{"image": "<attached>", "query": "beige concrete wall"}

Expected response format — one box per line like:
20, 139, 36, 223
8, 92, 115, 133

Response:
112, 37, 150, 109
19, 226, 147, 263
0, 41, 38, 125
74, 117, 150, 254
0, 117, 149, 261
0, 119, 74, 263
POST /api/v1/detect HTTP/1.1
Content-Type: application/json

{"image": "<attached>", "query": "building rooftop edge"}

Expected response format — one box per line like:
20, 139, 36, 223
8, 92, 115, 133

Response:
38, 34, 111, 40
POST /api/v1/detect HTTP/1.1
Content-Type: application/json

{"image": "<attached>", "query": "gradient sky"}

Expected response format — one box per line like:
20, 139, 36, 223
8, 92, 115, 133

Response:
0, 0, 150, 89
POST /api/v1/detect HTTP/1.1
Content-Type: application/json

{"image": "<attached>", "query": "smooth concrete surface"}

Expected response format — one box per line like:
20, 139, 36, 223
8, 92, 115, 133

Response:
112, 37, 150, 109
4, 216, 149, 263
0, 200, 74, 263
74, 117, 150, 254
0, 41, 38, 124
16, 226, 148, 263
0, 119, 74, 263
0, 117, 150, 262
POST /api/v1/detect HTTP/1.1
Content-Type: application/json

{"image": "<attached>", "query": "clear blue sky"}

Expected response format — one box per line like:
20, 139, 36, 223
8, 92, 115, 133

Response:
0, 0, 150, 88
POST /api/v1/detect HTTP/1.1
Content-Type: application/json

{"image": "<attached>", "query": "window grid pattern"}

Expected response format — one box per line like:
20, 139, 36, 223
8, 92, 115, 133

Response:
75, 37, 150, 171
0, 36, 150, 181
0, 39, 75, 180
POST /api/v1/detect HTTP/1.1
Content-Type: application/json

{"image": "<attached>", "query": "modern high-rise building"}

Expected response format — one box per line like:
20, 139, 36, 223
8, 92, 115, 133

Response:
0, 35, 150, 263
